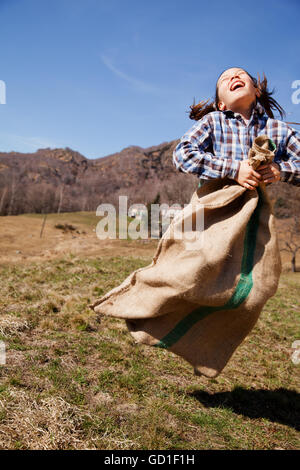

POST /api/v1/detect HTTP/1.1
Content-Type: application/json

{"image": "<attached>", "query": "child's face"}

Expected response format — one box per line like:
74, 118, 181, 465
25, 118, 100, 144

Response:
216, 67, 260, 112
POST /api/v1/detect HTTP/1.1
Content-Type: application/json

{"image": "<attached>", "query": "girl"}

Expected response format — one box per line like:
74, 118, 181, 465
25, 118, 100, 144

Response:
173, 67, 300, 189
91, 67, 297, 378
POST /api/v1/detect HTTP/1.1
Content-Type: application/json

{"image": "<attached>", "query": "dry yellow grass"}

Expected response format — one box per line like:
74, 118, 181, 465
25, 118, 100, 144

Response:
0, 211, 158, 264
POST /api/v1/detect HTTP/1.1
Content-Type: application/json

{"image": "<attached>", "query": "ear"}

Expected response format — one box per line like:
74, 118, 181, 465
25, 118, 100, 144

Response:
255, 87, 261, 98
218, 101, 226, 111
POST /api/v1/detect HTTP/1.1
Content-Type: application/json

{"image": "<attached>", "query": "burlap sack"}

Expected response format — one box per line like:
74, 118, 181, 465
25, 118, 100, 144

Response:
90, 135, 282, 378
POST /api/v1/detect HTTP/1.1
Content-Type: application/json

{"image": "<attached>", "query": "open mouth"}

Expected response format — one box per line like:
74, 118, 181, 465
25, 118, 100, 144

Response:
229, 80, 245, 91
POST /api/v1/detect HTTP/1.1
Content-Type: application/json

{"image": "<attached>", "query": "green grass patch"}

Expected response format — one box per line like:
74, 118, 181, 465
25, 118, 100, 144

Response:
0, 255, 299, 449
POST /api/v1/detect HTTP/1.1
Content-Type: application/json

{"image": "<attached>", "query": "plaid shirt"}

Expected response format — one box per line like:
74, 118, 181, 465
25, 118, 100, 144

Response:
173, 103, 300, 186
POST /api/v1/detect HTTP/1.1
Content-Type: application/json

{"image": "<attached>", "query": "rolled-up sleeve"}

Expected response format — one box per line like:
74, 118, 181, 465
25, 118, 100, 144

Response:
173, 115, 240, 180
278, 127, 300, 186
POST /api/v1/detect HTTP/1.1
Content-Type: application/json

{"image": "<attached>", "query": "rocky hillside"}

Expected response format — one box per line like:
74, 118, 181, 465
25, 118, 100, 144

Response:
0, 142, 299, 217
0, 142, 197, 215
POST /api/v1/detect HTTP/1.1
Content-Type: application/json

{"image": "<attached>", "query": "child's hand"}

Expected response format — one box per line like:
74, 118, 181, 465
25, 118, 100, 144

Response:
234, 160, 262, 190
255, 162, 281, 184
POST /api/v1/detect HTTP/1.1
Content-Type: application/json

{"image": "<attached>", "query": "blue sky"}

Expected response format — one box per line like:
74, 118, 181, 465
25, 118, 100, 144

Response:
0, 0, 299, 158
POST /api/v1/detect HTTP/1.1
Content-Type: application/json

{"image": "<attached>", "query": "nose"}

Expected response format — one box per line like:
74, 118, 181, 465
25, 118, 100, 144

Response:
230, 73, 240, 83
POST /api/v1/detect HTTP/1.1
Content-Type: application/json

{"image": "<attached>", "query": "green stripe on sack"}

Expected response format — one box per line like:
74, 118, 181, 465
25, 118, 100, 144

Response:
154, 186, 263, 349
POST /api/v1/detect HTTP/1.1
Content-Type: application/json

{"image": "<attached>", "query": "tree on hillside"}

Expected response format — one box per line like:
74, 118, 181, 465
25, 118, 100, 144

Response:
163, 174, 197, 206
279, 216, 300, 272
0, 187, 7, 215
8, 172, 16, 215
57, 184, 64, 214
146, 192, 162, 239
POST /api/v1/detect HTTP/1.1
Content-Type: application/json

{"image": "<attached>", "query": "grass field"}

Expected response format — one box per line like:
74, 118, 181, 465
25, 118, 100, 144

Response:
0, 213, 299, 450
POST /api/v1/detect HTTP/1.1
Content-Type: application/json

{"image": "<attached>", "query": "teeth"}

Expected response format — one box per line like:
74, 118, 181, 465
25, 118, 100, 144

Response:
230, 81, 244, 91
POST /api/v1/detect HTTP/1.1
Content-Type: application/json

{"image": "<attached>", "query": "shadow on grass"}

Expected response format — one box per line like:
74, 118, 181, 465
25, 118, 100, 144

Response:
189, 387, 300, 431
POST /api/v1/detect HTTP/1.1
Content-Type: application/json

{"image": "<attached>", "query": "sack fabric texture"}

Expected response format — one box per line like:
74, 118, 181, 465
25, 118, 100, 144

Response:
90, 135, 282, 378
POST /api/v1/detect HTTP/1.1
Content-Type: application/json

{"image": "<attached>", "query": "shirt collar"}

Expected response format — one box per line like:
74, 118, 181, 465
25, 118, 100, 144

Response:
222, 102, 265, 123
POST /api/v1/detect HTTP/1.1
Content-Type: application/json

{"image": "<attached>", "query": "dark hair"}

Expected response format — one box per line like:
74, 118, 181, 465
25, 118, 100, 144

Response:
189, 68, 285, 121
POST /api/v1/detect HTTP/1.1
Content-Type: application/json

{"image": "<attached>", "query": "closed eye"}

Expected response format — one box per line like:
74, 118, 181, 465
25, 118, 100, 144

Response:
220, 70, 246, 83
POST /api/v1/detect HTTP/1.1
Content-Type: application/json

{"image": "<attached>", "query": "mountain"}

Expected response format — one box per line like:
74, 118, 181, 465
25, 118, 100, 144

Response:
0, 142, 299, 217
0, 141, 196, 215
